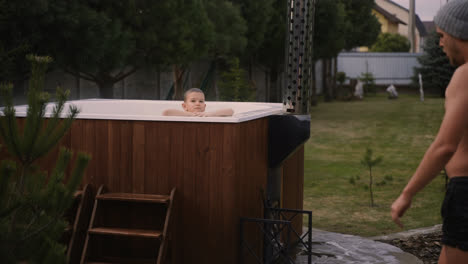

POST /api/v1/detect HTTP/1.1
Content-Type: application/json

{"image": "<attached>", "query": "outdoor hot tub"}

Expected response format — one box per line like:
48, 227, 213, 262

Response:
31, 98, 284, 123
13, 99, 308, 264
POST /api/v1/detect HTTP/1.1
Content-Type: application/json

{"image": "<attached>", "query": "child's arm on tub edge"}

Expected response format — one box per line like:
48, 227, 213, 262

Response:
162, 109, 196, 116
162, 108, 234, 117
195, 108, 234, 117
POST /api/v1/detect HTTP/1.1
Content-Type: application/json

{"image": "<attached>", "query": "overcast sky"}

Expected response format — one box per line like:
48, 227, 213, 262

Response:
390, 0, 448, 21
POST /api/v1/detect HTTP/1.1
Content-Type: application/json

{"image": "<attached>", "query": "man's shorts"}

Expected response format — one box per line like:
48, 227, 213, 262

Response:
441, 176, 468, 251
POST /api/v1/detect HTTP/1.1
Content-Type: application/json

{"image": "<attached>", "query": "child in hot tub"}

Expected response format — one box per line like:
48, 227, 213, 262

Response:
162, 88, 234, 117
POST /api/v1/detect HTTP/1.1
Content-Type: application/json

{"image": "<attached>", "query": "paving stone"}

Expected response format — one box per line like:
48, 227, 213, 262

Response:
295, 228, 423, 264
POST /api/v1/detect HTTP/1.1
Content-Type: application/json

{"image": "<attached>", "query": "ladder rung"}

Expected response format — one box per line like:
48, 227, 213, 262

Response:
85, 257, 155, 264
96, 193, 170, 203
74, 190, 83, 199
86, 262, 153, 264
89, 227, 162, 239
64, 226, 72, 233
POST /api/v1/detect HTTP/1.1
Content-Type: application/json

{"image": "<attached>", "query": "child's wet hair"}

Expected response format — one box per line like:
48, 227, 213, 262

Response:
184, 88, 204, 101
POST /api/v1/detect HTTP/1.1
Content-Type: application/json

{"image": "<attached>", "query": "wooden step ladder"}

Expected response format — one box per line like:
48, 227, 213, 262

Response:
62, 184, 95, 264
80, 185, 176, 264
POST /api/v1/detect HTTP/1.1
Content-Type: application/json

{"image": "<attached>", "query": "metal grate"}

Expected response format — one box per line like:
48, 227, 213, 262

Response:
239, 193, 312, 264
239, 217, 294, 264
267, 207, 312, 263
239, 209, 312, 264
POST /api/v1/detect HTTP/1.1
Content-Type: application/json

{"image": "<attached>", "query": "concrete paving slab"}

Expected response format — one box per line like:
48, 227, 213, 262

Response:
295, 228, 423, 264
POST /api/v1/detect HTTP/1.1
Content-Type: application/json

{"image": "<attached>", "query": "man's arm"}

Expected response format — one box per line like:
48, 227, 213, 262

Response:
391, 64, 468, 227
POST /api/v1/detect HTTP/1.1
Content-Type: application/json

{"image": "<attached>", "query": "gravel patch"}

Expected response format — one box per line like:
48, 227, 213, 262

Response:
373, 225, 442, 264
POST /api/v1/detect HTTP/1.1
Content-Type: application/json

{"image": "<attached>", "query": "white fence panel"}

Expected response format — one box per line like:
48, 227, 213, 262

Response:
337, 52, 422, 85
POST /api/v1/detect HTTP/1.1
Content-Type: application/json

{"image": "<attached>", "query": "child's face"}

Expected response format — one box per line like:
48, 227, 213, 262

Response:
182, 92, 206, 113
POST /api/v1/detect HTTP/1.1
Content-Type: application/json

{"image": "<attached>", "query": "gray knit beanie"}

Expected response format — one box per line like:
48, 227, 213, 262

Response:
434, 0, 468, 40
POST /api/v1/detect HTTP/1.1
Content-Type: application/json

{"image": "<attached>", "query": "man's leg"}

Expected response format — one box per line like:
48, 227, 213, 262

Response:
439, 245, 468, 264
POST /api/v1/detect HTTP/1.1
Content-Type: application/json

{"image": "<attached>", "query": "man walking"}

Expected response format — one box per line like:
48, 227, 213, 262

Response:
391, 0, 468, 263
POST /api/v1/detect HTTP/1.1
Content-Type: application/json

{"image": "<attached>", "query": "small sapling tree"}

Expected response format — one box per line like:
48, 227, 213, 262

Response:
359, 72, 376, 96
361, 148, 382, 207
219, 57, 254, 101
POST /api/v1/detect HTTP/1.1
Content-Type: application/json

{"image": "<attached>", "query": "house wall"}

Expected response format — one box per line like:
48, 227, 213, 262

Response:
372, 10, 399, 34
375, 0, 423, 52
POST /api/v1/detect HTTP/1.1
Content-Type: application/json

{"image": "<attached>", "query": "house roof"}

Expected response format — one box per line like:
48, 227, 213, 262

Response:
422, 21, 436, 34
379, 0, 408, 13
374, 4, 407, 25
415, 15, 427, 36
377, 0, 427, 36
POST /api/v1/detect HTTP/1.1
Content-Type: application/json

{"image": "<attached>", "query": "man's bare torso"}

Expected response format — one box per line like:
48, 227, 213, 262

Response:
444, 64, 468, 178
446, 132, 468, 177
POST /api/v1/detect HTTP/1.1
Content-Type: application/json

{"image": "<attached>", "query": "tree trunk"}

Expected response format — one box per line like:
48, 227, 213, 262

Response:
248, 58, 253, 82
75, 76, 81, 100
369, 167, 374, 207
269, 68, 279, 102
322, 59, 331, 102
213, 61, 219, 100
155, 69, 161, 100
98, 82, 115, 99
122, 78, 126, 99
265, 69, 270, 102
172, 65, 185, 100
327, 58, 334, 100
310, 61, 317, 106
13, 79, 25, 105
332, 56, 338, 99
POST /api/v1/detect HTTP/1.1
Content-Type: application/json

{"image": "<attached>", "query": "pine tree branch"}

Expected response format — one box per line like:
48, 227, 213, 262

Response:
19, 218, 55, 243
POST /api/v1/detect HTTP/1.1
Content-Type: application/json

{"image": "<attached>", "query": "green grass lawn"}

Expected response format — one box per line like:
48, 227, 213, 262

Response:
304, 93, 446, 237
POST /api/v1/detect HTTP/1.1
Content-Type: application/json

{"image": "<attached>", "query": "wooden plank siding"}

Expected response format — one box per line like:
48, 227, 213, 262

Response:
70, 118, 270, 264
4, 116, 305, 264
282, 145, 305, 242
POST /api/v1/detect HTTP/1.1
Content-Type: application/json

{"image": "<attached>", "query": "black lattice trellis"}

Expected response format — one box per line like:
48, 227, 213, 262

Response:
283, 0, 315, 114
